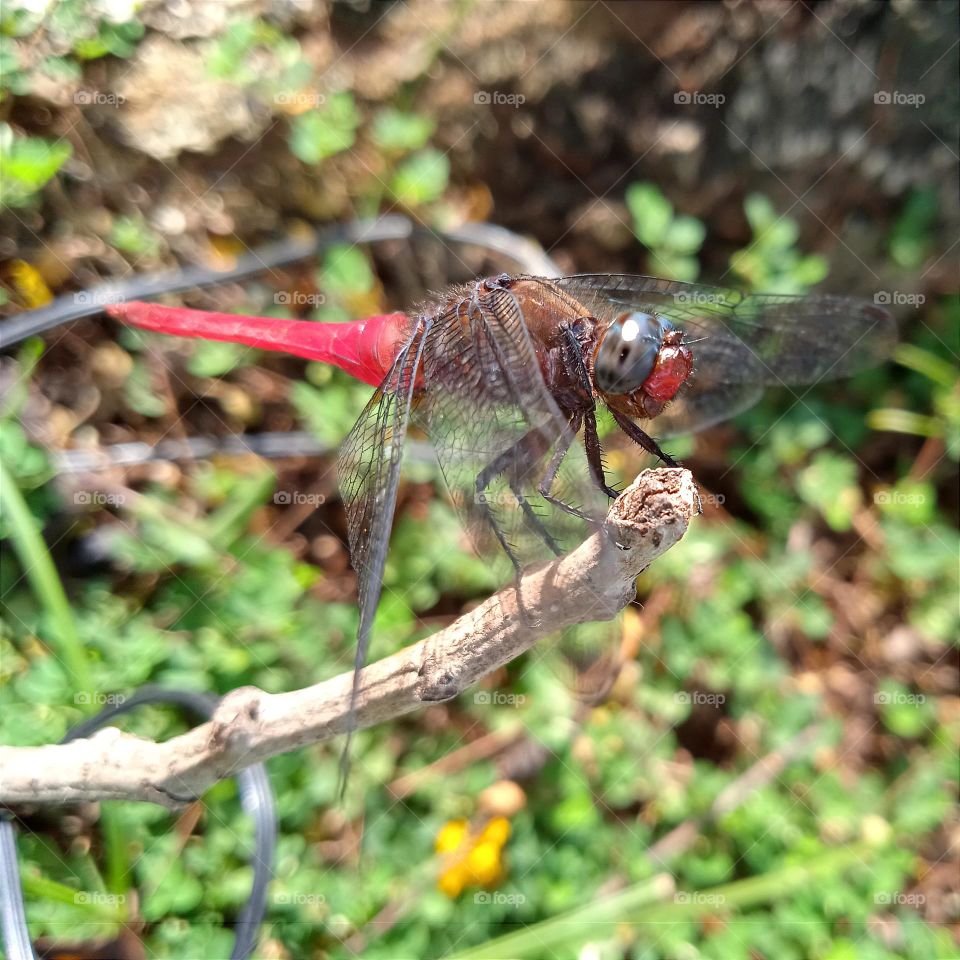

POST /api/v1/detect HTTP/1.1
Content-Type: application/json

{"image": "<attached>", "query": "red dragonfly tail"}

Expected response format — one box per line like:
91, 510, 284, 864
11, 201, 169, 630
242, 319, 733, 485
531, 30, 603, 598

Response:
106, 301, 409, 387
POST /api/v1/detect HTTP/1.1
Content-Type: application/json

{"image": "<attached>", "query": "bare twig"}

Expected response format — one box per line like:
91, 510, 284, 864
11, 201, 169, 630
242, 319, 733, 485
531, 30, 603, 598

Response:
0, 468, 697, 809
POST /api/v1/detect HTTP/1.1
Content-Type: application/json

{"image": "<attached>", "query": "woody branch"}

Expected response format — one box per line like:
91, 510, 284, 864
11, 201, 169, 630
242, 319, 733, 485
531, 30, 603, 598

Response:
0, 468, 697, 810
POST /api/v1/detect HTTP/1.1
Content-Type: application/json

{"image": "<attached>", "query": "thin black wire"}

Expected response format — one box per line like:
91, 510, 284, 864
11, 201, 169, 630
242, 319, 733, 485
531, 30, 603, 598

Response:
0, 687, 277, 960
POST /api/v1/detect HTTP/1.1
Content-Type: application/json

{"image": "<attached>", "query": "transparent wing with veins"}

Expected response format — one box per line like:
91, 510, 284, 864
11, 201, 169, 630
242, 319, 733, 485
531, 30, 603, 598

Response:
416, 283, 607, 570
336, 323, 429, 781
553, 274, 896, 437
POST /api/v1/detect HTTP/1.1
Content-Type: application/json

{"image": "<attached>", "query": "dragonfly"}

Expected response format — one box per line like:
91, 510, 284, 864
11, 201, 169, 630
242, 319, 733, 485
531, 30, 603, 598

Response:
105, 273, 894, 775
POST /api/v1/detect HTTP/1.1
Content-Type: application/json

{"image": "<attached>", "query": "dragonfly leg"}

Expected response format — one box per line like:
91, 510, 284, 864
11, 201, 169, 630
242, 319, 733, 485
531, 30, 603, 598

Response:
538, 414, 596, 521
474, 428, 562, 566
557, 322, 619, 501
583, 408, 619, 499
609, 408, 679, 467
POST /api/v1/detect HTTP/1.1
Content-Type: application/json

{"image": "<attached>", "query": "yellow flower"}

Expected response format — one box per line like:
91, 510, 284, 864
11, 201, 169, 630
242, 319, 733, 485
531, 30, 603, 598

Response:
480, 816, 511, 847
435, 818, 469, 854
466, 842, 501, 886
7, 260, 53, 309
436, 816, 511, 898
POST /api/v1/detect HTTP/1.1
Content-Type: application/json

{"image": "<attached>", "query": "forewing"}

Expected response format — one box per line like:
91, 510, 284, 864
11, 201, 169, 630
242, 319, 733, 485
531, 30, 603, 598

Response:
554, 274, 895, 433
337, 325, 428, 740
417, 285, 607, 569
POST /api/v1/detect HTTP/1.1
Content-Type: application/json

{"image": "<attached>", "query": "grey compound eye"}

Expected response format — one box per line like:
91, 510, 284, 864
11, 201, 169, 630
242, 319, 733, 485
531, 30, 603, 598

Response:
594, 312, 663, 394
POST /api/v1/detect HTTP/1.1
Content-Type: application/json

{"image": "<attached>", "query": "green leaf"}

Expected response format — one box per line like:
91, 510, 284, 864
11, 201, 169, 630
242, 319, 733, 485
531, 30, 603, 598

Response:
625, 181, 673, 246
744, 192, 776, 231
796, 451, 861, 531
663, 215, 706, 254
372, 108, 434, 152
186, 340, 248, 378
288, 92, 359, 164
320, 244, 375, 296
0, 123, 72, 208
389, 148, 449, 206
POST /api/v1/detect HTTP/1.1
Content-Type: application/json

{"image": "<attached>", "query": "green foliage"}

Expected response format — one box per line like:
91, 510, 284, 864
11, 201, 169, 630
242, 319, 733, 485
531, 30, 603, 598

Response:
626, 181, 705, 280
390, 148, 451, 206
372, 108, 435, 153
108, 213, 162, 258
289, 92, 360, 165
730, 193, 829, 293
205, 15, 311, 100
868, 299, 960, 461
889, 188, 939, 269
0, 122, 72, 208
2, 9, 955, 957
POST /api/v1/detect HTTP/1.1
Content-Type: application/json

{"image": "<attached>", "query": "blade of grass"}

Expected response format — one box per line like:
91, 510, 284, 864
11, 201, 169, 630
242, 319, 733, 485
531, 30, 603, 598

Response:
447, 841, 878, 959
0, 457, 93, 693
20, 871, 128, 923
0, 458, 130, 895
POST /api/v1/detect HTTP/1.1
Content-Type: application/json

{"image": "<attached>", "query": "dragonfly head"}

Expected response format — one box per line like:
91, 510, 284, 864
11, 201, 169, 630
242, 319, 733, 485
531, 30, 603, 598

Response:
594, 312, 693, 409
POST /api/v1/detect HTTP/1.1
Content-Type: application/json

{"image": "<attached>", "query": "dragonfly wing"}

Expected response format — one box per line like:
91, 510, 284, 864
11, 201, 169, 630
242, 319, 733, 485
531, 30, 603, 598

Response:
418, 284, 608, 570
336, 323, 429, 773
553, 274, 895, 433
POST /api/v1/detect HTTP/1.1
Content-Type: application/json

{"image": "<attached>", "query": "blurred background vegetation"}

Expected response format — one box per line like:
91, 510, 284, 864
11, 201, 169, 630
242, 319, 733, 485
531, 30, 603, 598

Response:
1, 1, 957, 958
